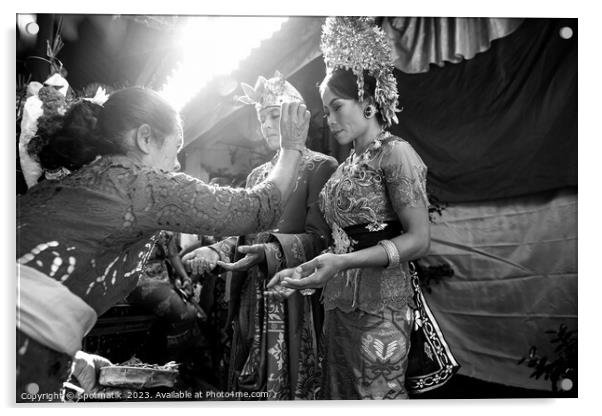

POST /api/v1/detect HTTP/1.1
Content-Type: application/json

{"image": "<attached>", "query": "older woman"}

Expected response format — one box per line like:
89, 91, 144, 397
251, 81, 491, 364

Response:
16, 86, 310, 401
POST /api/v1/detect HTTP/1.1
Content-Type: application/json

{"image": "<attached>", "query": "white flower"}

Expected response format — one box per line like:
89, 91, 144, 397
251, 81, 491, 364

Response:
19, 94, 44, 188
84, 86, 109, 106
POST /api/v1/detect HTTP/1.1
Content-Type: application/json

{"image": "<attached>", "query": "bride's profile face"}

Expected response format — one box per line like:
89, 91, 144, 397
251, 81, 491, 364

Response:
321, 85, 366, 146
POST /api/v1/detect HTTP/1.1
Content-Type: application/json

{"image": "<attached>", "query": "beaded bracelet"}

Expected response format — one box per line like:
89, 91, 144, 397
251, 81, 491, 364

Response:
378, 239, 401, 269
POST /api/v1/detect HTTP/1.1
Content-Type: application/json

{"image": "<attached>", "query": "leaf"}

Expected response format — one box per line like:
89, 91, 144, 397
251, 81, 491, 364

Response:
531, 369, 544, 379
254, 76, 268, 91
240, 83, 258, 102
536, 357, 548, 371
238, 96, 256, 105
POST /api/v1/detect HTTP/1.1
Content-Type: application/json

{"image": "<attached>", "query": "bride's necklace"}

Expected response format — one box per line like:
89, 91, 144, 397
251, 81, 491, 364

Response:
350, 130, 389, 164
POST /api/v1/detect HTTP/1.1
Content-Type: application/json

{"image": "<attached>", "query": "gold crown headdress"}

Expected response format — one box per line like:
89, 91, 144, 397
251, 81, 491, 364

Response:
238, 70, 303, 111
320, 16, 400, 126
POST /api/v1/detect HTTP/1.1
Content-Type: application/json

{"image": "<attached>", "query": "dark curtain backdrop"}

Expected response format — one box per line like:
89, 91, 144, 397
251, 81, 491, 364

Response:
388, 18, 577, 203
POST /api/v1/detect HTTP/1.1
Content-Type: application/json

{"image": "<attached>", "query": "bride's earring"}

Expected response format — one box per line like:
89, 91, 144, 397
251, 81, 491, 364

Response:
363, 106, 375, 119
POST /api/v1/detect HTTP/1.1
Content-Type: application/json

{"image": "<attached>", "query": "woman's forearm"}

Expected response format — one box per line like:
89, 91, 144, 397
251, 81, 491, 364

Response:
338, 232, 430, 271
266, 102, 310, 202
265, 149, 302, 202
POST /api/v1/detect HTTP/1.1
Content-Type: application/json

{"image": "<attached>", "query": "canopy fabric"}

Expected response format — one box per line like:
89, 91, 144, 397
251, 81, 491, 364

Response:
382, 17, 524, 73
390, 18, 577, 202
181, 17, 324, 147
422, 187, 577, 390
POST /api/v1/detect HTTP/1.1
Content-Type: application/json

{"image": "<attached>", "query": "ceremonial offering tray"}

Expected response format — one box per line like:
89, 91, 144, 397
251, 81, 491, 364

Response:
99, 356, 179, 389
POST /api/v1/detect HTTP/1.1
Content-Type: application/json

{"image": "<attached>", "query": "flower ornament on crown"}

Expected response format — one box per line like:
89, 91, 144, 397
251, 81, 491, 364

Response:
238, 70, 304, 112
320, 16, 401, 127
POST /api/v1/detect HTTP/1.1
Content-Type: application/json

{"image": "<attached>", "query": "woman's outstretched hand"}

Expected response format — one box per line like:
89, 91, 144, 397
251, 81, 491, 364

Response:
181, 247, 219, 275
267, 253, 343, 292
216, 244, 266, 272
70, 351, 113, 393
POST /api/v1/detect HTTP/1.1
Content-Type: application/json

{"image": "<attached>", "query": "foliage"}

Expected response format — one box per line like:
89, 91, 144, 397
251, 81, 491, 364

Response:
413, 191, 453, 292
427, 192, 448, 223
517, 323, 577, 393
414, 261, 455, 293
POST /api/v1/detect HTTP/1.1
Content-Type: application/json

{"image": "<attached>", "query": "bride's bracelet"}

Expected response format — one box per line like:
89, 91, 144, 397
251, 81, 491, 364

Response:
378, 239, 400, 269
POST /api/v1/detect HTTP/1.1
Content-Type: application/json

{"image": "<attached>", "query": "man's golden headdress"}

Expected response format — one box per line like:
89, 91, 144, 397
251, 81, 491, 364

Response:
238, 70, 303, 111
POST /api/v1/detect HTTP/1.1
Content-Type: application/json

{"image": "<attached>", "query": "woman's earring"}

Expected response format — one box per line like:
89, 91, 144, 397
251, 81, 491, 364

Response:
363, 106, 374, 119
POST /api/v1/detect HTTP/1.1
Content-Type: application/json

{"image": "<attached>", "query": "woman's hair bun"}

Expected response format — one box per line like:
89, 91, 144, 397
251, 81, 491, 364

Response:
35, 100, 112, 171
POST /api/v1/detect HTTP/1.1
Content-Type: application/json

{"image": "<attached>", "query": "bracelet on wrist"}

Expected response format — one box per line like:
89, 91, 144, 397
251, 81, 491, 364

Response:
281, 143, 305, 153
207, 246, 221, 256
377, 239, 400, 269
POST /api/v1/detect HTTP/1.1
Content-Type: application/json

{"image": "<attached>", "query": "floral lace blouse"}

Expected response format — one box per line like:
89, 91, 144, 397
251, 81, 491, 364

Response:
319, 132, 429, 313
16, 155, 283, 316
